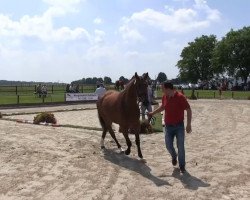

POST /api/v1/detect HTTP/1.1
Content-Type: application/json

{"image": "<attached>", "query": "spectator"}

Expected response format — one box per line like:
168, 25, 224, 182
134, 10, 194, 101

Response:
75, 84, 80, 93
69, 85, 73, 93
36, 84, 42, 98
141, 82, 153, 120
95, 83, 106, 99
66, 84, 70, 93
41, 85, 47, 97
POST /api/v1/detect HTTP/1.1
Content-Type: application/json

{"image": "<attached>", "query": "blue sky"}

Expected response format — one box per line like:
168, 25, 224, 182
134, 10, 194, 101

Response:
0, 0, 249, 83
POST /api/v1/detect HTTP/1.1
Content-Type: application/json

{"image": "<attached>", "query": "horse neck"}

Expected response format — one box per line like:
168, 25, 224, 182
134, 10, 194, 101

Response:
122, 79, 137, 105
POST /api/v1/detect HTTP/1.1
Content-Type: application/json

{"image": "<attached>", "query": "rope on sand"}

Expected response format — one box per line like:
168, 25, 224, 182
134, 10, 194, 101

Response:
16, 119, 61, 127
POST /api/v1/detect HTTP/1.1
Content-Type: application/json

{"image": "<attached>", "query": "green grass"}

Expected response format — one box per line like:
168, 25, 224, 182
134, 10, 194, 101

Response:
152, 113, 164, 133
1, 84, 250, 105
156, 89, 250, 100
0, 85, 115, 95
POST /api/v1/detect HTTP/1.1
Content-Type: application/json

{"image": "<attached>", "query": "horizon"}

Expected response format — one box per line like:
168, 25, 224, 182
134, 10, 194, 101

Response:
1, 0, 250, 83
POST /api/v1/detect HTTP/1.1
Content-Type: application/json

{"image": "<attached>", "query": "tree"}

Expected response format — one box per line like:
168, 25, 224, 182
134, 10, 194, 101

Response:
119, 76, 125, 82
177, 35, 217, 83
104, 76, 112, 84
157, 72, 167, 83
119, 76, 129, 83
97, 77, 103, 83
85, 78, 93, 84
212, 26, 250, 83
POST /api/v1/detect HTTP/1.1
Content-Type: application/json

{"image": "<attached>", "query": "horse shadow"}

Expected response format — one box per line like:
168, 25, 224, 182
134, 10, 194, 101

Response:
102, 148, 170, 187
172, 168, 210, 190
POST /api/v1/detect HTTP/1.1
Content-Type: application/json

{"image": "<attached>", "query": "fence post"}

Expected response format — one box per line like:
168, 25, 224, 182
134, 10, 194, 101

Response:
196, 92, 199, 99
81, 85, 84, 93
214, 92, 216, 98
64, 93, 66, 102
17, 95, 20, 104
232, 92, 234, 99
42, 95, 45, 103
34, 85, 37, 93
52, 85, 54, 94
15, 86, 18, 95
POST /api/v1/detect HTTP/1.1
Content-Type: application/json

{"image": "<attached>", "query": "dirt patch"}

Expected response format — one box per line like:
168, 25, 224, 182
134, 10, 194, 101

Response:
0, 100, 250, 200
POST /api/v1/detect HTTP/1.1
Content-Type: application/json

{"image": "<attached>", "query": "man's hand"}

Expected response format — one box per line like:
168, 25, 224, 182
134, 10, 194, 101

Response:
147, 112, 153, 118
186, 123, 192, 133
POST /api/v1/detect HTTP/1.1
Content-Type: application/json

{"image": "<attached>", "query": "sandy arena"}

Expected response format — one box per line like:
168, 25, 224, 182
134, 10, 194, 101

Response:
0, 100, 250, 200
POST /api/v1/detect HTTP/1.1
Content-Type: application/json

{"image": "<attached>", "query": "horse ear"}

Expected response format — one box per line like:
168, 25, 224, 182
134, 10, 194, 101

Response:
135, 72, 139, 80
143, 72, 149, 80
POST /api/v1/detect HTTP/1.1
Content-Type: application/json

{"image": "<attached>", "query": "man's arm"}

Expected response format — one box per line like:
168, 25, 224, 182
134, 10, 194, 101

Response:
186, 108, 192, 133
148, 104, 165, 117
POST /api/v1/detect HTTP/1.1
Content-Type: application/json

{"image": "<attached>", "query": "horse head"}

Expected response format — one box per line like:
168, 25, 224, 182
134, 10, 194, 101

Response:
134, 72, 149, 103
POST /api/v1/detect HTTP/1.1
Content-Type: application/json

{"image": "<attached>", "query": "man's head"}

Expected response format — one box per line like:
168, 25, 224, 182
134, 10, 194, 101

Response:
162, 81, 174, 96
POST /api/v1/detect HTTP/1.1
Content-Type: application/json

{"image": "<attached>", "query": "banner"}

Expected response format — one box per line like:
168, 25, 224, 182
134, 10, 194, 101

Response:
66, 93, 98, 102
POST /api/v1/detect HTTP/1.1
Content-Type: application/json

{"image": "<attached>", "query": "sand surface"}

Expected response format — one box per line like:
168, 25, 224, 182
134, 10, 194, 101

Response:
0, 100, 250, 200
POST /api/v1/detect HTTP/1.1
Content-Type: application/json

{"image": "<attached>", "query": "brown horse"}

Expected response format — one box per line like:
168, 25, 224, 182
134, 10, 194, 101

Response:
97, 72, 149, 160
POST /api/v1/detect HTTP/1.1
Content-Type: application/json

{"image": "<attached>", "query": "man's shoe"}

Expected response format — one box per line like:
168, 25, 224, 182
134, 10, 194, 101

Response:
172, 158, 177, 166
180, 166, 186, 173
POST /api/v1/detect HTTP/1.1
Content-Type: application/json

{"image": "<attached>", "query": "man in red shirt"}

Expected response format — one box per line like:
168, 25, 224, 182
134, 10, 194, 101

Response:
148, 81, 192, 173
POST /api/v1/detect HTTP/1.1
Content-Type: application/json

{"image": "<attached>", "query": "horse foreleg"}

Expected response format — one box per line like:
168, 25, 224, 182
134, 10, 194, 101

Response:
135, 132, 143, 159
108, 127, 122, 150
122, 132, 132, 155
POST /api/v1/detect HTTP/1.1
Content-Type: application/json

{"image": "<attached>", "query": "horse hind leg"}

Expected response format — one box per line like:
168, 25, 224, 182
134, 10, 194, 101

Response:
98, 112, 108, 149
108, 126, 122, 151
101, 128, 107, 149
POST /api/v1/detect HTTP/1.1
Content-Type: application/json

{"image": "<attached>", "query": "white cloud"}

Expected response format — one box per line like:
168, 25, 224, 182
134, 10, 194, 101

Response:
0, 0, 90, 42
94, 29, 105, 44
119, 23, 144, 42
93, 18, 103, 25
119, 0, 221, 38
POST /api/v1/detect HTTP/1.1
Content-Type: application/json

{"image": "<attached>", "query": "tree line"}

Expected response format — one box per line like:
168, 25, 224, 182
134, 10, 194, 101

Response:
71, 73, 169, 85
177, 26, 250, 84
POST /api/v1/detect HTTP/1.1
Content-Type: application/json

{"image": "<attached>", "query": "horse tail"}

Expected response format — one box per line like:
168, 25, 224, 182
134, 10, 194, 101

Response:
98, 111, 106, 130
97, 101, 106, 130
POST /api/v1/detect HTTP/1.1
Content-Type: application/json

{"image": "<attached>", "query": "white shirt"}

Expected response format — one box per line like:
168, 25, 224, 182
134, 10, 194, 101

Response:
95, 87, 106, 99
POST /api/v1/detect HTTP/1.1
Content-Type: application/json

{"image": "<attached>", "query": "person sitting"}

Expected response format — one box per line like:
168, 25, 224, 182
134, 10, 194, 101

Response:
95, 83, 106, 99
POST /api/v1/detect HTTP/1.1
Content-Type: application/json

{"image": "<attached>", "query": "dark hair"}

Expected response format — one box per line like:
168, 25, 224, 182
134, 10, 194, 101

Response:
163, 81, 174, 90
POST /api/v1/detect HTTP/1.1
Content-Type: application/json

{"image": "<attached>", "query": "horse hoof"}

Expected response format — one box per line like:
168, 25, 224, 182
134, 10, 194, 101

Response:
125, 150, 131, 155
140, 158, 147, 163
119, 148, 125, 153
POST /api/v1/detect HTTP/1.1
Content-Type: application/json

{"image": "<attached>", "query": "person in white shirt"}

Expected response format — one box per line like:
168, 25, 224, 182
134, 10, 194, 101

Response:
95, 83, 106, 99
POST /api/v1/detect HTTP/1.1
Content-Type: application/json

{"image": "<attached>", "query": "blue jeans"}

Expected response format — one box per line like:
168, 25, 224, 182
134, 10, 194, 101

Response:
165, 122, 185, 168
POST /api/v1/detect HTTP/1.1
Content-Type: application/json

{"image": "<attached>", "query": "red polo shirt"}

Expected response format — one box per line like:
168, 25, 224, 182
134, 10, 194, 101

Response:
162, 91, 190, 125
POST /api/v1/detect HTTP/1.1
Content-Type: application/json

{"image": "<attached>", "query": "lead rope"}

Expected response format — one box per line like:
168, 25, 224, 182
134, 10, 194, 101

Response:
138, 101, 156, 125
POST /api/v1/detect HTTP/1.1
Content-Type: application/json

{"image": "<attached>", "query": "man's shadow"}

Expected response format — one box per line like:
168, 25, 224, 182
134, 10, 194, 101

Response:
172, 168, 210, 190
102, 148, 170, 187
